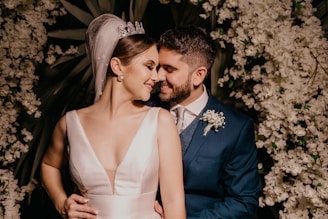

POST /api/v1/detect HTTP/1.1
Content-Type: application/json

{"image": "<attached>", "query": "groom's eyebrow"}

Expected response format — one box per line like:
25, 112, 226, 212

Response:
162, 64, 178, 71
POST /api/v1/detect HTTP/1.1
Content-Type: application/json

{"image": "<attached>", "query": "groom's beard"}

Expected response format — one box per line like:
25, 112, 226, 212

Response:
159, 77, 191, 105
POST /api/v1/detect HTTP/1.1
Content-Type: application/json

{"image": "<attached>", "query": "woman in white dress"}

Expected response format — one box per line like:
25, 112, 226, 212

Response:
41, 13, 185, 219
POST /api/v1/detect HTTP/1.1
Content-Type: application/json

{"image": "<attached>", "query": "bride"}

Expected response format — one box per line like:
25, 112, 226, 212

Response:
41, 13, 186, 219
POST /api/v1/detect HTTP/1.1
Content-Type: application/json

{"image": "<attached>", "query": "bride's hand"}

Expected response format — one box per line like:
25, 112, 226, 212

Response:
64, 194, 98, 219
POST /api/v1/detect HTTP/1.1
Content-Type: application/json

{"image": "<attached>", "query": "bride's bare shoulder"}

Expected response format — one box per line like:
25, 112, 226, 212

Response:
157, 108, 175, 125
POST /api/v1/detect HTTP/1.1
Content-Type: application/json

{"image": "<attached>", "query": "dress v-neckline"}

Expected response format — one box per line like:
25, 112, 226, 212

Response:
72, 109, 151, 194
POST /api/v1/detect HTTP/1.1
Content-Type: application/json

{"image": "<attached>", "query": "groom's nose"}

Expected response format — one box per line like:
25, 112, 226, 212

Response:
157, 67, 166, 82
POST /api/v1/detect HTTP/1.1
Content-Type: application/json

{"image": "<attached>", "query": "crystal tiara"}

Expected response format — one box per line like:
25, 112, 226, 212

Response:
118, 21, 145, 39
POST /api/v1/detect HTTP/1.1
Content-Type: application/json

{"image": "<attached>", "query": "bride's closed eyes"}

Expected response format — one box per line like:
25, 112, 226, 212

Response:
145, 61, 157, 71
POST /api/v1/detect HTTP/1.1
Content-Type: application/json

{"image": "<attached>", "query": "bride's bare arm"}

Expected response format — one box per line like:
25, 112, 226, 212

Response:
41, 116, 69, 217
41, 116, 97, 218
157, 109, 186, 219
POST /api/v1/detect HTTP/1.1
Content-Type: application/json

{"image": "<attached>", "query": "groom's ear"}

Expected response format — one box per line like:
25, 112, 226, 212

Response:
192, 66, 207, 86
110, 57, 123, 75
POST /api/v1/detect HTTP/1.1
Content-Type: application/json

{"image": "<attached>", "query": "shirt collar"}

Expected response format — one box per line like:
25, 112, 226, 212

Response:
186, 85, 208, 116
171, 85, 208, 116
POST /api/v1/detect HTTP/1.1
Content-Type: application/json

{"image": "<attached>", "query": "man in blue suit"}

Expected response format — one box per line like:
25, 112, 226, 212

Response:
154, 26, 261, 218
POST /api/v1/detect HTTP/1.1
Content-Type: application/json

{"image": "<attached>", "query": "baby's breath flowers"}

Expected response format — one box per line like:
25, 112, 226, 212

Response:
200, 110, 225, 136
0, 0, 63, 217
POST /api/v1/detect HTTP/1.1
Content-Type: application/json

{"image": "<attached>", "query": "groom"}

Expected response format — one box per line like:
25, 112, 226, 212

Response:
153, 26, 261, 218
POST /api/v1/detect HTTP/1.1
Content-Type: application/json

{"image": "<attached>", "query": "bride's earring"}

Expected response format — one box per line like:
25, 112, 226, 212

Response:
117, 75, 124, 82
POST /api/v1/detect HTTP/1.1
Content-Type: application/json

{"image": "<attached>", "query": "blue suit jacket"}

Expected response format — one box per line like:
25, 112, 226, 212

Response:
146, 93, 261, 218
183, 94, 261, 218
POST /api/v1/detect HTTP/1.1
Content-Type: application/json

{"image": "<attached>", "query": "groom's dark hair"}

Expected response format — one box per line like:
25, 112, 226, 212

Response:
158, 26, 217, 72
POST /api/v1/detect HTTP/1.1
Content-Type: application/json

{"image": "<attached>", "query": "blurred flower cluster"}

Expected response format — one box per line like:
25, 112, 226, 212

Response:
0, 0, 63, 217
199, 0, 327, 218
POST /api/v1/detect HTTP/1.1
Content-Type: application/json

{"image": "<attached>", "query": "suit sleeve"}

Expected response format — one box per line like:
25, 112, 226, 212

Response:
195, 118, 261, 219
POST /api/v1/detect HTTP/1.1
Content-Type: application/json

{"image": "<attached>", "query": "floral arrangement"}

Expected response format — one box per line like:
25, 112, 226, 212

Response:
0, 170, 34, 218
200, 109, 225, 136
0, 0, 63, 217
194, 0, 327, 218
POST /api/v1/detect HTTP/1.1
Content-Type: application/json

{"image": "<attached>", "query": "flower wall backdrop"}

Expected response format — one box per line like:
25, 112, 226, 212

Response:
193, 0, 328, 218
0, 0, 63, 217
0, 0, 327, 218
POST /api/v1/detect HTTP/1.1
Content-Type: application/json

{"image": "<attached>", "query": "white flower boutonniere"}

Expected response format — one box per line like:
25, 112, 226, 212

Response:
200, 110, 226, 136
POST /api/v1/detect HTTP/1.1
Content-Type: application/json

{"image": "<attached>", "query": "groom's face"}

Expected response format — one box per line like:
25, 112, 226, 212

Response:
157, 47, 194, 106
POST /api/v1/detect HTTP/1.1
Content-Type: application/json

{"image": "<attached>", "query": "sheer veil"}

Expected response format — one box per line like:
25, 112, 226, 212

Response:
86, 14, 126, 102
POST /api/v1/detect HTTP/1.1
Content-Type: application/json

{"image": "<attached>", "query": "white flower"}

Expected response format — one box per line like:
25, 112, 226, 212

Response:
200, 110, 225, 136
189, 0, 199, 5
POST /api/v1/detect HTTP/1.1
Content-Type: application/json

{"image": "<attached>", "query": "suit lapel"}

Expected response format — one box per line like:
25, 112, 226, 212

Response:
182, 94, 219, 177
182, 120, 207, 177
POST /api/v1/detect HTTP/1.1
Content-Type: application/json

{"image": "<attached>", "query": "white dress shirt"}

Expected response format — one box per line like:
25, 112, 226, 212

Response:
170, 85, 208, 131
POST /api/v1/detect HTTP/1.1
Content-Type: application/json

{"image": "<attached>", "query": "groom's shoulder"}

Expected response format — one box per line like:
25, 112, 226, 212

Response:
208, 95, 253, 122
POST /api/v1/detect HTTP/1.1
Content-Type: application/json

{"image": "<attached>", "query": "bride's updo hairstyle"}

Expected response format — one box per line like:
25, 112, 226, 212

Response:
85, 13, 155, 102
112, 34, 155, 66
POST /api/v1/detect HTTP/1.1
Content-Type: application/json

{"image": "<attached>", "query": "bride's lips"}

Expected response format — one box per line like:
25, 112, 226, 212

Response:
145, 82, 155, 91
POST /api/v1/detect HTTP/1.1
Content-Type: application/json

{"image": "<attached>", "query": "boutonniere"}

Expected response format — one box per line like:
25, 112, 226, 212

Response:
200, 110, 226, 136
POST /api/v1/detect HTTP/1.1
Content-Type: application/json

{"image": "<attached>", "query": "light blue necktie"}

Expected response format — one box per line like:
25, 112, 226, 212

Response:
175, 107, 185, 134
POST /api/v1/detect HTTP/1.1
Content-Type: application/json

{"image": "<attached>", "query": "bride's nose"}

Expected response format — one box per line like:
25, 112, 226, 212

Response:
156, 66, 166, 82
151, 70, 159, 82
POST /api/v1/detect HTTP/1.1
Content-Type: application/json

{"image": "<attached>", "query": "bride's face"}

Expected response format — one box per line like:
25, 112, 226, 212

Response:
122, 45, 159, 101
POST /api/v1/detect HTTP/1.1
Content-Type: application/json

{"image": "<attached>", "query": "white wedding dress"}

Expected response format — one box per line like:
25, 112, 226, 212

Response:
65, 108, 161, 219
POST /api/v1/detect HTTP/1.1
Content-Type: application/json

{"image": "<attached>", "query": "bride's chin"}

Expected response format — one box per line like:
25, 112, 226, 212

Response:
140, 93, 151, 102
